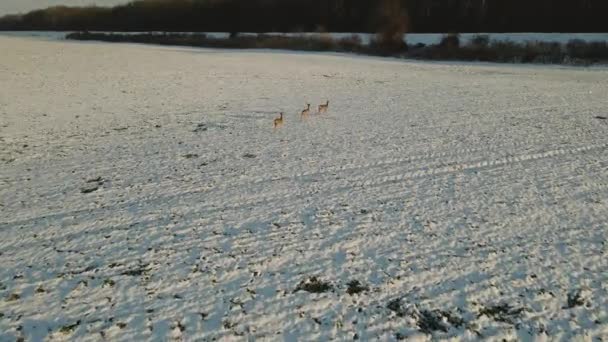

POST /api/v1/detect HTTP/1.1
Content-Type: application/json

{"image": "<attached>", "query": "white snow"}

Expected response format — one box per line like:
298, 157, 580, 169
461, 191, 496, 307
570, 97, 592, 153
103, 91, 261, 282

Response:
1, 36, 608, 341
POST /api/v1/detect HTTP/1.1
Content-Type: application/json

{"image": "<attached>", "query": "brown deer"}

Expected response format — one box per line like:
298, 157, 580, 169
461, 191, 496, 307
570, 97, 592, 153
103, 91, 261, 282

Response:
273, 112, 284, 128
318, 100, 329, 113
300, 103, 311, 120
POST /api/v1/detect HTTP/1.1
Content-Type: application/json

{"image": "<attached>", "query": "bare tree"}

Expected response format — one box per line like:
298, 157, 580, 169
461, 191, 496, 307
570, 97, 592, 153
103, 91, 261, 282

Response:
375, 0, 409, 52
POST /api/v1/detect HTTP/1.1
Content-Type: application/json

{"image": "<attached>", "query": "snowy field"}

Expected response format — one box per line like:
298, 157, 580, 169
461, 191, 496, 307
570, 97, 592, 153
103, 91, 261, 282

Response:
2, 31, 608, 46
1, 35, 608, 341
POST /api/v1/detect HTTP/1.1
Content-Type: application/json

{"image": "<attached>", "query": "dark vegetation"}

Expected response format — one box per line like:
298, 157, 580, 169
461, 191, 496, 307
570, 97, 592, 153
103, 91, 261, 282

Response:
1, 0, 607, 33
409, 35, 608, 65
59, 320, 81, 334
566, 289, 587, 308
416, 309, 464, 334
65, 31, 608, 65
346, 279, 369, 295
294, 276, 333, 293
3, 0, 607, 64
477, 303, 525, 324
66, 32, 367, 53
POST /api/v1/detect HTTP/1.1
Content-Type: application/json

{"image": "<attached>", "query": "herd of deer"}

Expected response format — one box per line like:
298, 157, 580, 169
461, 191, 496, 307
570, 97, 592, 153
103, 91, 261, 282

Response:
273, 100, 330, 129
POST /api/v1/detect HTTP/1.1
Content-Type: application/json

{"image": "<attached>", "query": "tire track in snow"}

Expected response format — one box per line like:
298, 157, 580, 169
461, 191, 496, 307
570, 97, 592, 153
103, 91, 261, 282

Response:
138, 141, 608, 222
2, 141, 606, 232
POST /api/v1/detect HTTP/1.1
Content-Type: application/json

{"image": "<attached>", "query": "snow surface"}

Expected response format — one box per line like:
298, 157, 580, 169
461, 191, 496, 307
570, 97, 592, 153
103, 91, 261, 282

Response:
1, 36, 608, 341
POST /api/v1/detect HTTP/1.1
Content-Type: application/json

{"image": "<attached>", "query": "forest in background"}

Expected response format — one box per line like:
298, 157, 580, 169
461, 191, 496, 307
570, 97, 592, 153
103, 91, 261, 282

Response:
1, 0, 607, 33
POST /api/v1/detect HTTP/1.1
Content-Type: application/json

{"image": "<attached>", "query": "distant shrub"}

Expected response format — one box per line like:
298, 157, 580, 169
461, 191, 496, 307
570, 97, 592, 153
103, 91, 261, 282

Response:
566, 39, 608, 62
406, 42, 426, 53
566, 39, 587, 56
65, 32, 608, 66
524, 41, 563, 63
439, 33, 460, 49
370, 35, 407, 56
487, 40, 523, 62
585, 41, 608, 59
470, 34, 490, 47
318, 33, 336, 50
337, 34, 363, 52
372, 0, 408, 55
256, 33, 270, 40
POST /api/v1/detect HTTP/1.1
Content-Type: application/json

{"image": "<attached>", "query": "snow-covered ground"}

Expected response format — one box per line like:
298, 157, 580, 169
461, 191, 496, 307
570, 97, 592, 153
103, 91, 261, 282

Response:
1, 31, 608, 46
1, 36, 608, 341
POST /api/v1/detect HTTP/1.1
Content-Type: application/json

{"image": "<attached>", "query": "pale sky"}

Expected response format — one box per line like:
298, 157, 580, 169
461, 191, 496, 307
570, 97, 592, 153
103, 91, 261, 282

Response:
1, 0, 128, 15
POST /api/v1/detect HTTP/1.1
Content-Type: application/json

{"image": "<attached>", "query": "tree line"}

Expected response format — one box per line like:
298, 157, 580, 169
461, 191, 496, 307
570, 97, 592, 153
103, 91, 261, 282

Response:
1, 0, 607, 33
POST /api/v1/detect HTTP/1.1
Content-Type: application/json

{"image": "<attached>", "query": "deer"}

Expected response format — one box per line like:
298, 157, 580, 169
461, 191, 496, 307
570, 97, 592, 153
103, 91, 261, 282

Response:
318, 100, 329, 113
300, 103, 311, 120
273, 112, 284, 128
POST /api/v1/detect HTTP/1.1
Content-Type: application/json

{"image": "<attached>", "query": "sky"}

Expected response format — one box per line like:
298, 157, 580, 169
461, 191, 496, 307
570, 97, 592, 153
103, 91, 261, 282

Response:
0, 0, 128, 15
